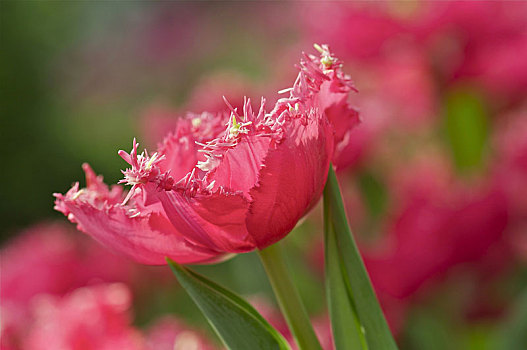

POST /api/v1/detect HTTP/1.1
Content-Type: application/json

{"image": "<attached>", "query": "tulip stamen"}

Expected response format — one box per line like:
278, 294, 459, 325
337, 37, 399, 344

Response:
278, 87, 293, 94
314, 43, 334, 69
121, 187, 136, 206
72, 189, 84, 200
197, 156, 221, 172
191, 117, 202, 128
129, 211, 141, 218
118, 139, 166, 190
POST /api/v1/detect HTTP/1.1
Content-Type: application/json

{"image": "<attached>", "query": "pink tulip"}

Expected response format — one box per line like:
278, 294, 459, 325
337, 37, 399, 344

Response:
0, 222, 140, 308
55, 45, 359, 265
0, 222, 170, 348
22, 283, 145, 350
364, 157, 509, 301
494, 108, 527, 261
303, 1, 527, 107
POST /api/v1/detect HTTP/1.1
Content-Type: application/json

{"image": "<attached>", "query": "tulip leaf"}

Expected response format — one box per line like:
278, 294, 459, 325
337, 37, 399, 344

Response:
324, 193, 369, 350
166, 258, 291, 350
323, 166, 398, 350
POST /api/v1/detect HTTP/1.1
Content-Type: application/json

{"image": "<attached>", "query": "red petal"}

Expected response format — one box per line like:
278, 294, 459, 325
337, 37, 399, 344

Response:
55, 165, 222, 265
154, 187, 255, 253
158, 133, 200, 181
316, 80, 360, 169
207, 134, 271, 195
61, 198, 221, 265
246, 112, 334, 248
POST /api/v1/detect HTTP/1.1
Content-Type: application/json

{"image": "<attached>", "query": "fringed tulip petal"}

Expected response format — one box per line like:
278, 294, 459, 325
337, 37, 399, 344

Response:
55, 166, 221, 265
207, 133, 271, 195
246, 114, 334, 248
154, 187, 254, 252
158, 112, 225, 179
62, 201, 220, 265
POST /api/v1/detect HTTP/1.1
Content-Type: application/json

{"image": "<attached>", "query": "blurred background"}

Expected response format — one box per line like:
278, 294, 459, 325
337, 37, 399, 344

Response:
1, 2, 526, 349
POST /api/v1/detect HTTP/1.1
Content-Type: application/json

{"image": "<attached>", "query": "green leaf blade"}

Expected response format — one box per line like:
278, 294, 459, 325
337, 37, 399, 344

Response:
324, 166, 398, 350
167, 258, 291, 350
324, 193, 369, 350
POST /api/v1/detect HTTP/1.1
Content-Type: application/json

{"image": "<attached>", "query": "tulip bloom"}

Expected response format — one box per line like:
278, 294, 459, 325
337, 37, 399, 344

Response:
22, 283, 144, 350
0, 222, 140, 306
55, 45, 358, 265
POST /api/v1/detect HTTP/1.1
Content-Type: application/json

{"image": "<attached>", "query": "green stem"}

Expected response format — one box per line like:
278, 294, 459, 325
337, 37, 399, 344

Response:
258, 243, 322, 350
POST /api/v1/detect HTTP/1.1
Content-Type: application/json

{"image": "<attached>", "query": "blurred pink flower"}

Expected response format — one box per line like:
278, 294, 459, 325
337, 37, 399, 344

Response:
22, 283, 144, 350
141, 71, 256, 148
472, 35, 527, 101
55, 46, 359, 265
494, 108, 527, 261
0, 222, 215, 350
0, 222, 141, 305
145, 317, 216, 350
448, 12, 527, 101
336, 47, 438, 168
413, 1, 527, 44
1, 223, 84, 306
415, 1, 527, 102
141, 5, 206, 64
186, 72, 257, 113
304, 1, 527, 107
374, 49, 437, 125
364, 158, 509, 299
303, 2, 405, 60
0, 222, 164, 348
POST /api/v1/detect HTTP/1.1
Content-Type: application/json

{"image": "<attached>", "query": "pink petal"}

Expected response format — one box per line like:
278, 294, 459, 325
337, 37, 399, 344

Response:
246, 112, 334, 248
55, 166, 222, 265
316, 81, 360, 170
153, 186, 255, 253
207, 133, 271, 195
60, 198, 221, 265
158, 132, 201, 181
83, 163, 124, 205
153, 112, 226, 180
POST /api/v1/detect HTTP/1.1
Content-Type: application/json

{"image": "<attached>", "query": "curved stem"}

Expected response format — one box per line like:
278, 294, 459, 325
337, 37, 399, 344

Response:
258, 243, 322, 350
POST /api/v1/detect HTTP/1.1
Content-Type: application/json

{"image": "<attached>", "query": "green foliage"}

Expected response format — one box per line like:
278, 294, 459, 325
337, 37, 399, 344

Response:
324, 197, 369, 350
324, 166, 398, 350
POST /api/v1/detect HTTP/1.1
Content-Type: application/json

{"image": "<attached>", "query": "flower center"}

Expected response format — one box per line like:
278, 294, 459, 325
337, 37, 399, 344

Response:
227, 113, 252, 140
118, 140, 165, 187
314, 43, 334, 68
